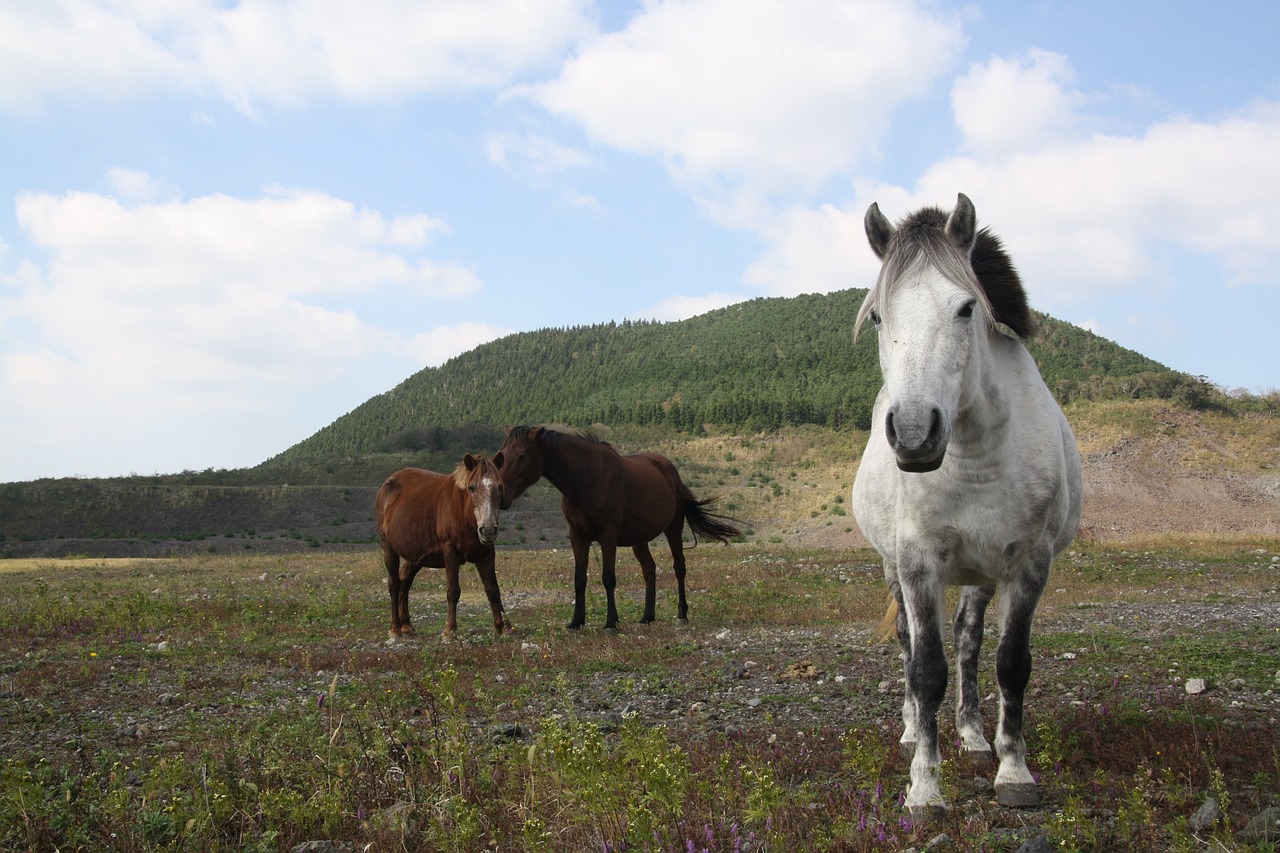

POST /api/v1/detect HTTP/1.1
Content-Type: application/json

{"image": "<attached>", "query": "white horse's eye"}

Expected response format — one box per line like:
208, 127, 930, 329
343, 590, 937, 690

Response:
869, 310, 881, 325
958, 301, 975, 319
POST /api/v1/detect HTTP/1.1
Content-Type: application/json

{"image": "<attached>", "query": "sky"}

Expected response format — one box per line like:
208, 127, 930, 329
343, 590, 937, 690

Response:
2, 1, 1278, 482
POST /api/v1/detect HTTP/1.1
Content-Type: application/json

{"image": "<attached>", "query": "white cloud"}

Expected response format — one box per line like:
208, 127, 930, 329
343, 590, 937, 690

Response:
740, 74, 1280, 312
0, 0, 595, 114
641, 291, 745, 322
951, 49, 1084, 155
0, 178, 489, 478
524, 0, 964, 196
407, 322, 515, 367
743, 202, 878, 296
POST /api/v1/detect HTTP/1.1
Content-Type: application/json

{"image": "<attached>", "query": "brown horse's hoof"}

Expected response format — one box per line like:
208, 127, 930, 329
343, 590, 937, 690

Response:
996, 782, 1040, 808
604, 625, 619, 635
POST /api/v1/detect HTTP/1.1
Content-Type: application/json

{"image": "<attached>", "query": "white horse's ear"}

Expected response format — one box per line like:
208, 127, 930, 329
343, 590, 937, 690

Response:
945, 193, 976, 251
865, 202, 894, 260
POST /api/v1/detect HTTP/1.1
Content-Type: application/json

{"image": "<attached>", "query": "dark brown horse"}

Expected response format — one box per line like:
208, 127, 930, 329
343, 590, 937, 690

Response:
375, 453, 510, 638
496, 426, 739, 631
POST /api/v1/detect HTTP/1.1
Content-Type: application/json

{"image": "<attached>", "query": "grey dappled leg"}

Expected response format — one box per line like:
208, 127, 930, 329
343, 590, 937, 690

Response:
954, 584, 995, 758
994, 550, 1051, 807
899, 550, 950, 817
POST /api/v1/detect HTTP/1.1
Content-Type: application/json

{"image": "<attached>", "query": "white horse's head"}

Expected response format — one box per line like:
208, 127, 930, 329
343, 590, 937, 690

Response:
856, 193, 1035, 473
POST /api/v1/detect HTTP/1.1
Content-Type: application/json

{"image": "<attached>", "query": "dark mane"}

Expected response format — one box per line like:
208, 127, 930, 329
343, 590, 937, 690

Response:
970, 228, 1037, 339
872, 205, 1037, 340
510, 425, 616, 453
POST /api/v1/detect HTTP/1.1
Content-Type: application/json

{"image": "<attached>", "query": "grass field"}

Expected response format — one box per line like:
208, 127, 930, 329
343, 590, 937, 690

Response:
2, 539, 1278, 851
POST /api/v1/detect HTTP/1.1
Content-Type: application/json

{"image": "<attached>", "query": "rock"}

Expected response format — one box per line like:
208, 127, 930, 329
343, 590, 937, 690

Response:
1237, 807, 1280, 843
1189, 796, 1221, 832
488, 723, 524, 741
1015, 835, 1053, 853
780, 661, 819, 680
291, 843, 356, 853
1185, 678, 1208, 695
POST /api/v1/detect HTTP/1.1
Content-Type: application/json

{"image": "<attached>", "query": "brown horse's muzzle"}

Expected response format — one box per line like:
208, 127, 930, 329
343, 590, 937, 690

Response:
478, 526, 498, 545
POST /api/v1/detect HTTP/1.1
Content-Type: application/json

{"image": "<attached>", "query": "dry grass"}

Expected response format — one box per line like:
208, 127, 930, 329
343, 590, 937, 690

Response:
1, 539, 1278, 851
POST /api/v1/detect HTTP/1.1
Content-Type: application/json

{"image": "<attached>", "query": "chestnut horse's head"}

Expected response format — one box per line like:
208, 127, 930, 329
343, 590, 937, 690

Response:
495, 426, 546, 510
459, 452, 505, 544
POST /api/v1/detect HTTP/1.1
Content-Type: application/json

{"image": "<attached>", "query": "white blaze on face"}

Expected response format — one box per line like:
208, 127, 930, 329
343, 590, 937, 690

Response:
473, 474, 501, 542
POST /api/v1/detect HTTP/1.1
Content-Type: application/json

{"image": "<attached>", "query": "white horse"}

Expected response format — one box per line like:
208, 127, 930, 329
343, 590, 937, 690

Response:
851, 193, 1083, 817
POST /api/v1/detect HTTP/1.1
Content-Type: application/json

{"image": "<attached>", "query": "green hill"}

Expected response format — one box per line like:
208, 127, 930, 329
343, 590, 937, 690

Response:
268, 287, 1185, 465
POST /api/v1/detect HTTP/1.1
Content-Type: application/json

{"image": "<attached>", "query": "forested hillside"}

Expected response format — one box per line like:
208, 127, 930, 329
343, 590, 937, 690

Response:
269, 288, 1188, 464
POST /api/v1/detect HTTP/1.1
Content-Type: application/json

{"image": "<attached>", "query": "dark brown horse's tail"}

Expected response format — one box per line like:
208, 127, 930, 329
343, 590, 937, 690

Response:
683, 495, 741, 545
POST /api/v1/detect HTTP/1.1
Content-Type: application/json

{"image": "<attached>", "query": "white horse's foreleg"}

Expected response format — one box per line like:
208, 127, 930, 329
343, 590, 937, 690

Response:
890, 583, 918, 754
993, 553, 1050, 807
954, 584, 995, 758
898, 557, 949, 817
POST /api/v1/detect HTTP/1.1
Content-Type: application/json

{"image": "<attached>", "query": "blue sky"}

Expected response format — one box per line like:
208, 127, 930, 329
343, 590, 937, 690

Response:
2, 0, 1278, 482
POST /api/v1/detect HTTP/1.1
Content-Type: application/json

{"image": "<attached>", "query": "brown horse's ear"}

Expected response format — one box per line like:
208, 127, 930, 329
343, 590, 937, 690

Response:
529, 426, 544, 441
464, 453, 479, 470
504, 425, 514, 436
492, 451, 505, 469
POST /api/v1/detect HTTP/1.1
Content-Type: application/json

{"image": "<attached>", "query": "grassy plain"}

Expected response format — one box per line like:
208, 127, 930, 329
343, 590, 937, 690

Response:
2, 538, 1279, 851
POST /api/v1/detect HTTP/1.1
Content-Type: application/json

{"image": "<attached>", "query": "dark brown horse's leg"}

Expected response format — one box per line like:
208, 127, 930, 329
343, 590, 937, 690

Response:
663, 522, 690, 622
567, 530, 591, 629
475, 551, 510, 636
599, 536, 620, 633
443, 554, 462, 637
633, 542, 658, 623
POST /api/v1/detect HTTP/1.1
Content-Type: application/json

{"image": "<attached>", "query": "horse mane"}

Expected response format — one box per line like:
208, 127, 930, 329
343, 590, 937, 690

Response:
856, 205, 1037, 340
509, 425, 617, 454
450, 454, 495, 490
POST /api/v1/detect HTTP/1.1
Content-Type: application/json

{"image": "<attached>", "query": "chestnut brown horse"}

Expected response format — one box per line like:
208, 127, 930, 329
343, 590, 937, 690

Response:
375, 452, 510, 638
496, 426, 740, 631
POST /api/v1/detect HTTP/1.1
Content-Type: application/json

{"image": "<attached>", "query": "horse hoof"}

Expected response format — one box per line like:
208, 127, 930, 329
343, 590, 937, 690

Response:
676, 617, 690, 626
566, 622, 584, 631
996, 782, 1040, 808
963, 747, 993, 768
906, 802, 948, 822
604, 625, 619, 635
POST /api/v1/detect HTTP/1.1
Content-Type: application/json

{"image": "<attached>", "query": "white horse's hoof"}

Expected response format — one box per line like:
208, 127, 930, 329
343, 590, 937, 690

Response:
906, 801, 948, 822
996, 782, 1040, 807
962, 746, 993, 768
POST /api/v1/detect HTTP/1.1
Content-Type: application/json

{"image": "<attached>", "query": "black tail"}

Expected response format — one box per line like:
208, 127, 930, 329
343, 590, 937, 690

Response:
683, 496, 741, 544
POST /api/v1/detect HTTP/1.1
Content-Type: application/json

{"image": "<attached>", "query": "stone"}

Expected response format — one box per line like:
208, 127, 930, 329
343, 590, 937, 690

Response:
1015, 836, 1053, 853
1185, 678, 1208, 695
1189, 796, 1221, 832
1237, 807, 1280, 843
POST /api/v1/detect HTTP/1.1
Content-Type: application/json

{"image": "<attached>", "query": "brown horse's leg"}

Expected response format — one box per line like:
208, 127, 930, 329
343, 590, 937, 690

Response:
398, 563, 420, 635
383, 547, 402, 635
443, 555, 462, 637
475, 551, 510, 636
599, 537, 620, 633
567, 530, 592, 630
633, 542, 658, 623
663, 522, 690, 622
